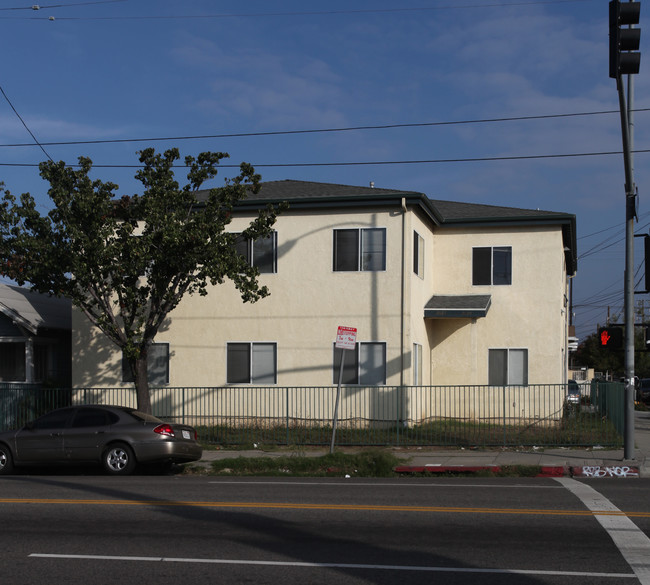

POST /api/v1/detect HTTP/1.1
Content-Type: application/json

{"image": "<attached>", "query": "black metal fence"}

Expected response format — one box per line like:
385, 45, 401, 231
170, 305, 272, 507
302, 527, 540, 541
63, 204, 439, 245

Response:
0, 381, 625, 448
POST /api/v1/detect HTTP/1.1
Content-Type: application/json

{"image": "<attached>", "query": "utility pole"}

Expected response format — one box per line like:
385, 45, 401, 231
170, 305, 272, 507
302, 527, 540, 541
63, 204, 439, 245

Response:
609, 0, 642, 459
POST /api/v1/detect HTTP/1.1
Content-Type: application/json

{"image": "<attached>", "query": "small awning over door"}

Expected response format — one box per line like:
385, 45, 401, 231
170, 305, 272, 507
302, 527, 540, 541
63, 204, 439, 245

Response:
424, 295, 491, 319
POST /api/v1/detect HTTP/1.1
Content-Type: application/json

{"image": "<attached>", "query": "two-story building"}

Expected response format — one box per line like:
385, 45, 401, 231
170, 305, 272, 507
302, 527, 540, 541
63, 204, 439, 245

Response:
71, 179, 576, 396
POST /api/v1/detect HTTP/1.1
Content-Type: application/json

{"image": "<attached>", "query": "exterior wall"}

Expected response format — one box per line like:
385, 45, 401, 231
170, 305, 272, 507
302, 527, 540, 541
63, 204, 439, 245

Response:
407, 210, 436, 385
73, 206, 407, 388
425, 225, 569, 385
71, 207, 571, 391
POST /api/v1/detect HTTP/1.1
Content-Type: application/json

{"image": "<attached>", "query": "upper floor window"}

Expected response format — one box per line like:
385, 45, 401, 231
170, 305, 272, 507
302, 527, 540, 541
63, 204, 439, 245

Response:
333, 228, 386, 272
122, 343, 169, 385
235, 232, 277, 274
227, 342, 277, 384
473, 246, 512, 285
413, 231, 424, 278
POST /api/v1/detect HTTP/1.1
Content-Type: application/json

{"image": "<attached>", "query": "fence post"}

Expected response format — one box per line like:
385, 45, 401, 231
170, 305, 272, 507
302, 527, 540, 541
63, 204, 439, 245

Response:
503, 385, 507, 447
396, 386, 401, 447
286, 386, 290, 446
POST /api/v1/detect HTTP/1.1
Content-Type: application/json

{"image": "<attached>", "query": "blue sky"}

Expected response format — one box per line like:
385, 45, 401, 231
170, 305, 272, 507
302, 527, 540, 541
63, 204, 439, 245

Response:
0, 0, 647, 342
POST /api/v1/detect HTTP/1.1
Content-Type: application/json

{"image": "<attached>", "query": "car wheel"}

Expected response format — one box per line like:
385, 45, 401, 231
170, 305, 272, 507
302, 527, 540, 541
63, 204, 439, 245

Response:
103, 443, 136, 475
0, 443, 14, 475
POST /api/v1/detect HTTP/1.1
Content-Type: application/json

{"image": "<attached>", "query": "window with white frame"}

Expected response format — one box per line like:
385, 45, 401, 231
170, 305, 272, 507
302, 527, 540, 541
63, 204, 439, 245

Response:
235, 232, 277, 273
472, 246, 512, 285
488, 348, 528, 386
413, 231, 424, 278
333, 228, 386, 272
227, 342, 277, 384
332, 342, 386, 385
413, 343, 423, 385
122, 343, 169, 385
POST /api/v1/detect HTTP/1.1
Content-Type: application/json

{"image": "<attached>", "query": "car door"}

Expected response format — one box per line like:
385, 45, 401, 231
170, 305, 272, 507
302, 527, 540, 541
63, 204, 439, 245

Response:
63, 408, 117, 461
14, 408, 73, 462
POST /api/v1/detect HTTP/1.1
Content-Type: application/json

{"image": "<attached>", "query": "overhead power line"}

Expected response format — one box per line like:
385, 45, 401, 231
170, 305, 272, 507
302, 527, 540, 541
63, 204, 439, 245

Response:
0, 1, 597, 20
0, 84, 52, 162
1, 148, 649, 170
1, 108, 648, 149
0, 1, 125, 10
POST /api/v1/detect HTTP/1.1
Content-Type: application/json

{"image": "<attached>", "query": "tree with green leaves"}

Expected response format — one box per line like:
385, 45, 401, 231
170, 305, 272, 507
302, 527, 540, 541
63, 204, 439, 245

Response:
0, 148, 284, 413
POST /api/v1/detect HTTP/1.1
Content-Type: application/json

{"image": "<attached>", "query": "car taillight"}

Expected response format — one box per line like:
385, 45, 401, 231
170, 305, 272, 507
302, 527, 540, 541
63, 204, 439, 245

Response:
153, 424, 175, 437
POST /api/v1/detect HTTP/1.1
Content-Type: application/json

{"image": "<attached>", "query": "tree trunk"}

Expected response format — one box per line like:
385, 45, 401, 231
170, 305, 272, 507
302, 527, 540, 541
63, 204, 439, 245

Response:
133, 351, 152, 414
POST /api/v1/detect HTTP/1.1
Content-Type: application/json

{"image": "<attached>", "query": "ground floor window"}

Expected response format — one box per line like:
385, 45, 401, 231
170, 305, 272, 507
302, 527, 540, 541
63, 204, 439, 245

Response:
0, 342, 25, 381
122, 343, 169, 385
488, 348, 528, 385
333, 342, 386, 385
227, 342, 277, 384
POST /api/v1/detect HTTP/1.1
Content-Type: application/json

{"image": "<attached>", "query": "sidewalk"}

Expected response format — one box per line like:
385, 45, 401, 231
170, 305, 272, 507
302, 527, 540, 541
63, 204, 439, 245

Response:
195, 411, 650, 479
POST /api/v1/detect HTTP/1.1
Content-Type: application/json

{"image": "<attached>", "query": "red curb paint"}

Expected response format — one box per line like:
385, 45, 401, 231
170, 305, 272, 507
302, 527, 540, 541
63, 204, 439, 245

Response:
536, 467, 567, 477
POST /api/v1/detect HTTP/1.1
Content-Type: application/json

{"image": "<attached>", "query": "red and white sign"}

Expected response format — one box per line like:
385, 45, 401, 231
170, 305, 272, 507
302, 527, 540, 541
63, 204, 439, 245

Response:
335, 326, 357, 350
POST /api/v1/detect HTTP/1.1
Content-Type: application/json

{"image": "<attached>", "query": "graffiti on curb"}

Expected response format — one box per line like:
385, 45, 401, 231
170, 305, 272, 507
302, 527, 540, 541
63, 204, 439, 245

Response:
579, 466, 639, 478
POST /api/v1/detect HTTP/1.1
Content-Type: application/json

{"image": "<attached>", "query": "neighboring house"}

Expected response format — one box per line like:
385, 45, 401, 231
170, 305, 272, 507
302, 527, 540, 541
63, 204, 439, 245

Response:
0, 283, 71, 386
71, 180, 577, 393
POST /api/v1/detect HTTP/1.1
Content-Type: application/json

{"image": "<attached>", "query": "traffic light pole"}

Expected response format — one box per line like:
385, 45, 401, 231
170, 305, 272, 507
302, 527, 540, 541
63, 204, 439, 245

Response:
619, 68, 636, 460
609, 0, 641, 460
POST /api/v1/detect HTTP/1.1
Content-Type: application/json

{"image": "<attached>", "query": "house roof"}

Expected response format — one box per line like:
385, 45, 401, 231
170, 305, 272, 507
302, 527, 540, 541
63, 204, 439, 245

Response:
195, 179, 577, 275
0, 283, 71, 336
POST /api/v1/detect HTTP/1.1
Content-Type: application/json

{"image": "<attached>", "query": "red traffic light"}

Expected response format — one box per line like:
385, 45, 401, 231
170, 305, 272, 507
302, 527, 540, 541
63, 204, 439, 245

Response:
598, 326, 624, 349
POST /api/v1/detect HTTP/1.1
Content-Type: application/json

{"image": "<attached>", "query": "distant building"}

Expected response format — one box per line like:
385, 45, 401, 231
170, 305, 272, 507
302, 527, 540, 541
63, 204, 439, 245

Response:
0, 283, 71, 386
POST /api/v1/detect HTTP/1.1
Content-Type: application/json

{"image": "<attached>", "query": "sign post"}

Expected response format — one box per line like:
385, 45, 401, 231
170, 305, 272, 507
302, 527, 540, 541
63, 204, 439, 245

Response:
331, 326, 357, 454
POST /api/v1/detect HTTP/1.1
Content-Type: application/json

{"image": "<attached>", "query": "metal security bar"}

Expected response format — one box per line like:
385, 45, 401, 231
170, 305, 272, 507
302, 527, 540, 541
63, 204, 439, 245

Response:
0, 382, 624, 448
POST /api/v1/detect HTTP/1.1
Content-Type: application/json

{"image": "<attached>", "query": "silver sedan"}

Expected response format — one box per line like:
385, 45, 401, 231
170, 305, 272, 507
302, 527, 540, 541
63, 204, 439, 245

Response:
0, 404, 202, 475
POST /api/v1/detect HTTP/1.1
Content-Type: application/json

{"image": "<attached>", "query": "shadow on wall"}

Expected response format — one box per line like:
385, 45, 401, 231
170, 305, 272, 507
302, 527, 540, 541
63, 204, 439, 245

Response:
72, 310, 172, 389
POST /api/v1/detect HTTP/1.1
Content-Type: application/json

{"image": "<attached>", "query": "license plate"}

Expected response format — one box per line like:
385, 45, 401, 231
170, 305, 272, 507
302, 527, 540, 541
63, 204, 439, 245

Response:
182, 430, 190, 440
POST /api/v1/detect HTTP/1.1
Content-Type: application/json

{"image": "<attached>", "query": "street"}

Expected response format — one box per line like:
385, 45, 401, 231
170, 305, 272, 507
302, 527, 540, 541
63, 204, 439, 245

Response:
2, 474, 650, 584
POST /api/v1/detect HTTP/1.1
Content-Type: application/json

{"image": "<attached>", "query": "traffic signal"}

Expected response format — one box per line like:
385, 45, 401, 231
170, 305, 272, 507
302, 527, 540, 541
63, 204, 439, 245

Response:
609, 0, 641, 78
598, 326, 624, 349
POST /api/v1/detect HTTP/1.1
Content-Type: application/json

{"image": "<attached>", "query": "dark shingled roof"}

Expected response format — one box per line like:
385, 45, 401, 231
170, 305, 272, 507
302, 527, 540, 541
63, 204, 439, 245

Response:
249, 179, 419, 201
429, 199, 572, 223
0, 283, 71, 335
195, 179, 577, 274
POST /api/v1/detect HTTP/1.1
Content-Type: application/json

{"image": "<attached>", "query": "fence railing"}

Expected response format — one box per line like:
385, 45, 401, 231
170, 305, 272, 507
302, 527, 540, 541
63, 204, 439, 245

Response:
0, 381, 625, 448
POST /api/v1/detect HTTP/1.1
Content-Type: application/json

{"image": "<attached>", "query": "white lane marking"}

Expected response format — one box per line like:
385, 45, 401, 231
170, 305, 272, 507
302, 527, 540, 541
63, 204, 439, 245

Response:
557, 478, 650, 584
29, 553, 635, 578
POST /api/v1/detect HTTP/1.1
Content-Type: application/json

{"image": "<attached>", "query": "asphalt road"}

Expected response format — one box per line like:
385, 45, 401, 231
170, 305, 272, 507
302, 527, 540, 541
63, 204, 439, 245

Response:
2, 474, 650, 584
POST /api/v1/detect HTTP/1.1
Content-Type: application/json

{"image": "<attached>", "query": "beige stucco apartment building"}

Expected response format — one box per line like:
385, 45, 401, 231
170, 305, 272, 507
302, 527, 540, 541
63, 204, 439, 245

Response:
71, 180, 577, 395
